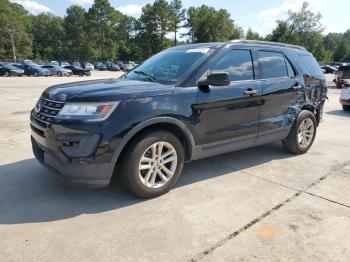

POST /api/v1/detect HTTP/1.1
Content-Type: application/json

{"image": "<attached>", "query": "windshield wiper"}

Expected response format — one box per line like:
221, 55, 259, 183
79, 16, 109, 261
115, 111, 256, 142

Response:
133, 70, 157, 82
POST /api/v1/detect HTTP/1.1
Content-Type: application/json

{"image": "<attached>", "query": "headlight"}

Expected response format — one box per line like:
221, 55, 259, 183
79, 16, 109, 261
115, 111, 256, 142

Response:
57, 102, 119, 122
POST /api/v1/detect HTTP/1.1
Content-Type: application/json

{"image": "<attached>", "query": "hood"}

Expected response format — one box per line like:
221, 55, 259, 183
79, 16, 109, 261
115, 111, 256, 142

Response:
42, 78, 174, 102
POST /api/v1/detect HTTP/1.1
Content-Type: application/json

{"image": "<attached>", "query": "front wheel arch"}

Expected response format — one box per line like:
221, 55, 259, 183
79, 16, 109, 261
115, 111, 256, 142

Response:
111, 117, 195, 164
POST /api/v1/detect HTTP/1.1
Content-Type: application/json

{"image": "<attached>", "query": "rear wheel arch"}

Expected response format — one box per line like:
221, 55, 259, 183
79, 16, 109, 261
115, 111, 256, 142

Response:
111, 117, 195, 164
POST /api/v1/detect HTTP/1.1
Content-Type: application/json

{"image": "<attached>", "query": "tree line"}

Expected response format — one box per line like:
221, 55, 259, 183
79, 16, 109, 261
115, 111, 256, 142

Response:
1, 0, 349, 63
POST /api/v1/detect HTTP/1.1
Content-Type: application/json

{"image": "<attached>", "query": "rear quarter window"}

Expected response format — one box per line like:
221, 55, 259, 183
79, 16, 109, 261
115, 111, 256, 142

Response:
339, 66, 350, 71
298, 54, 323, 77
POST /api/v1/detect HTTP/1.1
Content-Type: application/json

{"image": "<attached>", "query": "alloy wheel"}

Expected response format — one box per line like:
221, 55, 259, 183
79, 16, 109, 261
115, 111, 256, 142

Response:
138, 141, 178, 189
297, 118, 314, 149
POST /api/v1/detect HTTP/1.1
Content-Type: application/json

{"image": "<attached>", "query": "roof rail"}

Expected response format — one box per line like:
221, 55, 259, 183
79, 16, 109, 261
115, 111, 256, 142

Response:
229, 39, 306, 51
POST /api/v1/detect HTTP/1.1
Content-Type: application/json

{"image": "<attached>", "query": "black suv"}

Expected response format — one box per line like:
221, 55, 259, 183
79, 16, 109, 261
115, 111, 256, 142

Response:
31, 40, 327, 197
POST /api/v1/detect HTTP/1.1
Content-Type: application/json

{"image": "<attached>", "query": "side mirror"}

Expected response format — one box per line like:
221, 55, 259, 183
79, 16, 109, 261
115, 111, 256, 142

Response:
198, 71, 230, 87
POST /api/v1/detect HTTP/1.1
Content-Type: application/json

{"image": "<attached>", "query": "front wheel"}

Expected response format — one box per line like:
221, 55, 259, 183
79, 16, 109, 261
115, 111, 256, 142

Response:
57, 71, 62, 77
120, 130, 184, 198
283, 110, 317, 154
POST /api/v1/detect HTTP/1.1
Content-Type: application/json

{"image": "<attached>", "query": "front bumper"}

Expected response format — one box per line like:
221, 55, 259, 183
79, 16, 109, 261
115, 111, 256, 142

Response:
30, 120, 115, 188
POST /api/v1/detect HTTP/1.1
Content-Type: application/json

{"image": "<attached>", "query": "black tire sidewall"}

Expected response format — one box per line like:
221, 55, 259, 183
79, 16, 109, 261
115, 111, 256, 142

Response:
121, 130, 185, 198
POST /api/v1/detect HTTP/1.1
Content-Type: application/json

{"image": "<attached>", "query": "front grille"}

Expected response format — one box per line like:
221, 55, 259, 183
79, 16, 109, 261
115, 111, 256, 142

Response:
32, 98, 64, 127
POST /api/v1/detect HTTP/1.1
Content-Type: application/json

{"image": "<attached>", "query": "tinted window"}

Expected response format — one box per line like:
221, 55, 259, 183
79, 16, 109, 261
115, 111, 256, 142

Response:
298, 54, 323, 77
285, 58, 295, 77
339, 66, 350, 71
258, 51, 288, 79
211, 49, 254, 81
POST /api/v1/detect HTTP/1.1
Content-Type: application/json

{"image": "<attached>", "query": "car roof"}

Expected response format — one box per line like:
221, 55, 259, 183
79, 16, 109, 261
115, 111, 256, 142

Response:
168, 40, 308, 54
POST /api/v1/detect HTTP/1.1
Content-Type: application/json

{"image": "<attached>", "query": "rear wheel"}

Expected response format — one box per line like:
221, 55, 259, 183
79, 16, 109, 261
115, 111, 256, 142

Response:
120, 130, 184, 198
57, 71, 62, 77
34, 72, 39, 77
5, 71, 10, 77
343, 105, 350, 111
79, 72, 84, 77
283, 110, 317, 154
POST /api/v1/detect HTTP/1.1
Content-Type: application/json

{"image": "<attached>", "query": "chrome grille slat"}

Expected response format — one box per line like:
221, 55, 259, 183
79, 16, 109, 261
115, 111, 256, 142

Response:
33, 98, 64, 127
42, 105, 62, 111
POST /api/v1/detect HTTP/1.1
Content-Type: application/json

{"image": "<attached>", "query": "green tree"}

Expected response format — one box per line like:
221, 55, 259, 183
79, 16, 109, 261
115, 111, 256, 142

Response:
186, 5, 243, 43
30, 13, 64, 60
0, 0, 32, 60
64, 5, 91, 61
268, 2, 326, 61
246, 28, 263, 40
87, 0, 118, 60
169, 0, 186, 46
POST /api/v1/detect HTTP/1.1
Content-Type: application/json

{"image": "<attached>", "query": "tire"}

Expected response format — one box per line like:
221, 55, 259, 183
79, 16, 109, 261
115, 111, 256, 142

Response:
336, 81, 342, 89
343, 105, 350, 111
34, 72, 39, 77
5, 71, 9, 77
283, 110, 317, 154
79, 72, 84, 77
119, 130, 185, 198
57, 71, 62, 77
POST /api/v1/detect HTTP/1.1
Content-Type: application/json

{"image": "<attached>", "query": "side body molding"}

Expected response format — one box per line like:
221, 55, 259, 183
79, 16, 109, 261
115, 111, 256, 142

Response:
111, 117, 196, 163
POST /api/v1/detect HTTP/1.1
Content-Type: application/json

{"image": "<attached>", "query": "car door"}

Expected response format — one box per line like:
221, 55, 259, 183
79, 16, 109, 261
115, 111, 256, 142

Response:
194, 48, 263, 152
256, 50, 300, 143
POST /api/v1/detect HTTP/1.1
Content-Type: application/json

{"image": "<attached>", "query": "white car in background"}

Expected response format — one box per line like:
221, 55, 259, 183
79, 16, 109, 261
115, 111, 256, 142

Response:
84, 62, 94, 70
50, 61, 60, 66
340, 80, 350, 111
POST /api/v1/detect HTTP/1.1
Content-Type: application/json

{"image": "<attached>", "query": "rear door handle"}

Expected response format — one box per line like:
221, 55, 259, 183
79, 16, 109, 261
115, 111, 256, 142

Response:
244, 89, 258, 95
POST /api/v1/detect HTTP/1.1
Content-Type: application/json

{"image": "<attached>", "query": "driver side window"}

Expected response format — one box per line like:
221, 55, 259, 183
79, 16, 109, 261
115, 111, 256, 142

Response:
210, 49, 254, 81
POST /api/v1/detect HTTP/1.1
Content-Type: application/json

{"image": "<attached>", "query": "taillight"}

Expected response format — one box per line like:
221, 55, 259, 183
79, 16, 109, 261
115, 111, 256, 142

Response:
338, 71, 344, 79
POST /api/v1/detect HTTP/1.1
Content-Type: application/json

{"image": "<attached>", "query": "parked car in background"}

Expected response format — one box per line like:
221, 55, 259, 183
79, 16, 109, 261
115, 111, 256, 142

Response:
20, 59, 34, 65
0, 63, 24, 76
64, 65, 91, 76
335, 65, 350, 88
17, 64, 50, 76
340, 80, 350, 111
321, 65, 337, 74
95, 62, 107, 71
42, 65, 72, 77
60, 61, 70, 67
31, 40, 327, 197
73, 62, 81, 68
50, 61, 60, 66
83, 62, 94, 70
107, 63, 120, 71
36, 61, 45, 66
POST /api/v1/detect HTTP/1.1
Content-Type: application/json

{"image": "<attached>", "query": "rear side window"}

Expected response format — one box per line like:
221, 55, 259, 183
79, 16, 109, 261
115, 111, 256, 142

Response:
211, 49, 254, 81
298, 54, 323, 77
258, 51, 288, 79
339, 66, 350, 71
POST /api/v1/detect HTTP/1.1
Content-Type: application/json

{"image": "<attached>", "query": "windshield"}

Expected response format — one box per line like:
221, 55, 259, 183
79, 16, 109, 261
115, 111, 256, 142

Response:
127, 48, 212, 84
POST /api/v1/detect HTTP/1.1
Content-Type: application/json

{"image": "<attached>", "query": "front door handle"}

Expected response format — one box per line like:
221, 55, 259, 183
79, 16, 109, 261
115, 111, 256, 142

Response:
244, 89, 258, 95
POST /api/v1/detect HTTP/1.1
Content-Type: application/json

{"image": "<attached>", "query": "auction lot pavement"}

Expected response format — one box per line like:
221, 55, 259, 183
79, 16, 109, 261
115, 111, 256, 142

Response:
0, 72, 349, 262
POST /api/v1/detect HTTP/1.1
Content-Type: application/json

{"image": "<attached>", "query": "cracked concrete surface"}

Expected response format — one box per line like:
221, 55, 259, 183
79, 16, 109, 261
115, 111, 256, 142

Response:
0, 73, 349, 262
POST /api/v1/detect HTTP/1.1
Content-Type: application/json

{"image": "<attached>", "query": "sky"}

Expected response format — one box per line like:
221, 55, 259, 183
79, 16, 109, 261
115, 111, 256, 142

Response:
9, 0, 350, 37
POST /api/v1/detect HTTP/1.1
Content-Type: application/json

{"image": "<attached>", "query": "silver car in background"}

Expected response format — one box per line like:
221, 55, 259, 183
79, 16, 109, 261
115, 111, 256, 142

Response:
41, 65, 72, 76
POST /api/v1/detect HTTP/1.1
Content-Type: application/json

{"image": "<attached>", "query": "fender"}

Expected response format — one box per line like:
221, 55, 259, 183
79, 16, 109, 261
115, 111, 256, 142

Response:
111, 117, 196, 163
